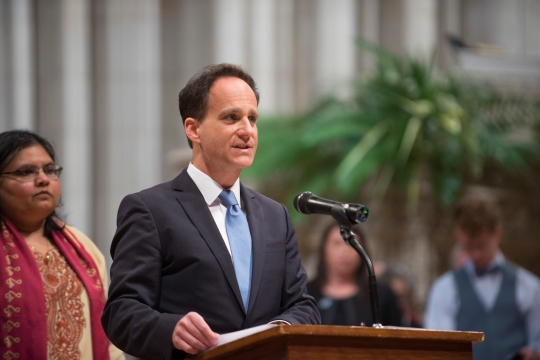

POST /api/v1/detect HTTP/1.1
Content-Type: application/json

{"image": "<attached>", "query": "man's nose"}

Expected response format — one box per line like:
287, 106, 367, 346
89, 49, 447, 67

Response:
237, 118, 256, 137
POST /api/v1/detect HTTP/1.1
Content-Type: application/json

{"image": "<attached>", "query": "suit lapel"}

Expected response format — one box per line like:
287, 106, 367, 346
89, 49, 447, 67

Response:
241, 185, 266, 315
172, 170, 244, 311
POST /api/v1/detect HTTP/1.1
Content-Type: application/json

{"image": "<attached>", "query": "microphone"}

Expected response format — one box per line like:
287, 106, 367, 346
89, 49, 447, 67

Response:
293, 192, 369, 224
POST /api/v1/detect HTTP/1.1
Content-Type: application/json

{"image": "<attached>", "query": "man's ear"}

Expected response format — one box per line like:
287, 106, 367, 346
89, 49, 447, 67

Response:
184, 118, 201, 145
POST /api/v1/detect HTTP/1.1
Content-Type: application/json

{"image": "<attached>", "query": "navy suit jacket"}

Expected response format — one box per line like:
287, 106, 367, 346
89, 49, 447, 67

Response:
101, 169, 320, 359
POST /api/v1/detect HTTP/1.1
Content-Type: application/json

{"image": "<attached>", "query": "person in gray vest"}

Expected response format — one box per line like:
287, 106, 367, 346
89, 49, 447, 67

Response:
425, 193, 540, 360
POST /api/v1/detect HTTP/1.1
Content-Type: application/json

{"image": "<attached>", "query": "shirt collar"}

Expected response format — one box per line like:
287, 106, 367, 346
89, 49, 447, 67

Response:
186, 163, 242, 208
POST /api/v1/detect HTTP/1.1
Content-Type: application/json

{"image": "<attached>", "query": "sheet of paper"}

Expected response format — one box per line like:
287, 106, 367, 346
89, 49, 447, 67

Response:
216, 324, 276, 347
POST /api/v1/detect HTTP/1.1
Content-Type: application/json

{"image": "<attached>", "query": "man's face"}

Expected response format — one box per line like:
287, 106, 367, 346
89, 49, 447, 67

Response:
455, 226, 501, 269
187, 76, 258, 177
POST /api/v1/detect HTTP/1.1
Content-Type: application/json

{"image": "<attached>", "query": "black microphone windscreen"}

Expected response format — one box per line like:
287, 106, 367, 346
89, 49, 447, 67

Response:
293, 192, 312, 214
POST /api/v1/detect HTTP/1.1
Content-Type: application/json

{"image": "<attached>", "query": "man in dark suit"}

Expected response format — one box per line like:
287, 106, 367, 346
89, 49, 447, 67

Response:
102, 64, 320, 360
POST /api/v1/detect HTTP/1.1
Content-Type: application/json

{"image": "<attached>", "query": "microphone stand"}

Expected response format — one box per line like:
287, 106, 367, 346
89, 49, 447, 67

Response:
330, 205, 382, 328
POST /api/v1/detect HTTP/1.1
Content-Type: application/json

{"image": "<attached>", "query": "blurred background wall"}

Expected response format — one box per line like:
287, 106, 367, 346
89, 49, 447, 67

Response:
1, 0, 539, 308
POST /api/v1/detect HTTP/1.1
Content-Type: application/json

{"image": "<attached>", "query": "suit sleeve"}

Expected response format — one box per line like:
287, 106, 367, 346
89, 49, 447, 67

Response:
101, 194, 181, 360
270, 205, 321, 325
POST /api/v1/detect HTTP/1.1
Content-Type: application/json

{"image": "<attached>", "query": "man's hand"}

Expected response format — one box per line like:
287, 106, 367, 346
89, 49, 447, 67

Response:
172, 312, 219, 354
520, 347, 540, 360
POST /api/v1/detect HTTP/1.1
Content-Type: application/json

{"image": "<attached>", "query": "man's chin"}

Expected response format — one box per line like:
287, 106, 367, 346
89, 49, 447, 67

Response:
232, 157, 255, 169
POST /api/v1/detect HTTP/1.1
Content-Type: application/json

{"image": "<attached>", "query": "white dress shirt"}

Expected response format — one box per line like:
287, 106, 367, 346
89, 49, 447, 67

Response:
424, 252, 540, 353
186, 162, 243, 256
186, 163, 291, 326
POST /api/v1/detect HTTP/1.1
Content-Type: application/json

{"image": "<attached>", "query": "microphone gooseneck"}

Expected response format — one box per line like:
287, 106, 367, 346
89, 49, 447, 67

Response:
337, 223, 382, 327
294, 191, 381, 327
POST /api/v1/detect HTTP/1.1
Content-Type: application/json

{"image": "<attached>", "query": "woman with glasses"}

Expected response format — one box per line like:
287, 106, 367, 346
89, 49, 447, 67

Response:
0, 130, 123, 360
307, 222, 402, 327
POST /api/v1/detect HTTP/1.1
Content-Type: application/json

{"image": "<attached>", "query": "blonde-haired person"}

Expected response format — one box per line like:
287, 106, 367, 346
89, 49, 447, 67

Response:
0, 130, 123, 360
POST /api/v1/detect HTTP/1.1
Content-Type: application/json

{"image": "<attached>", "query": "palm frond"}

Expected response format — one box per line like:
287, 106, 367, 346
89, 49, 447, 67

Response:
247, 41, 540, 223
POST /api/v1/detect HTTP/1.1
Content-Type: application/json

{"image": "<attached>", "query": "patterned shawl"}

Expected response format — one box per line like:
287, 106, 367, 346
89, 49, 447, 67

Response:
0, 218, 110, 360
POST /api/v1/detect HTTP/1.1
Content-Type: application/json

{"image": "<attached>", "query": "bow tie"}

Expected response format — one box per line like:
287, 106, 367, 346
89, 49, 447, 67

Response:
475, 265, 501, 277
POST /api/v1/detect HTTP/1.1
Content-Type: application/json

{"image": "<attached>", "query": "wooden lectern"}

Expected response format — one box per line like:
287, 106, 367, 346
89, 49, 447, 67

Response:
192, 325, 483, 360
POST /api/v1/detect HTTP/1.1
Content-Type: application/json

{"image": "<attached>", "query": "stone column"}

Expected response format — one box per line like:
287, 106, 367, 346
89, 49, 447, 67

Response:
11, 0, 35, 130
160, 0, 214, 180
250, 0, 276, 113
314, 0, 356, 97
293, 0, 317, 111
59, 0, 92, 235
93, 0, 162, 266
357, 0, 381, 72
525, 0, 540, 56
379, 0, 437, 56
274, 0, 295, 113
402, 0, 438, 55
379, 0, 405, 54
0, 1, 13, 132
0, 0, 35, 132
214, 0, 248, 65
35, 0, 63, 142
34, 0, 93, 235
437, 0, 462, 70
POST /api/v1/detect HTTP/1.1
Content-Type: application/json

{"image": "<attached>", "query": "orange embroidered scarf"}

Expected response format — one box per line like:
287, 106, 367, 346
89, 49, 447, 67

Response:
0, 218, 110, 360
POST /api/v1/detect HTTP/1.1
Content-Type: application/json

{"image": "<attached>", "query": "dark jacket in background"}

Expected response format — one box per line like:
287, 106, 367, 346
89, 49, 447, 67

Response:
307, 281, 401, 327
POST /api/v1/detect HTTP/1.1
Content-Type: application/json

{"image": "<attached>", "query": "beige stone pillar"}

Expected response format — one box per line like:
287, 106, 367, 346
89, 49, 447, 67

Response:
402, 0, 438, 55
60, 0, 92, 236
160, 0, 215, 180
0, 0, 35, 132
34, 0, 93, 236
274, 0, 295, 113
357, 0, 380, 72
11, 0, 34, 130
93, 0, 162, 266
250, 0, 277, 113
214, 0, 248, 65
314, 0, 356, 97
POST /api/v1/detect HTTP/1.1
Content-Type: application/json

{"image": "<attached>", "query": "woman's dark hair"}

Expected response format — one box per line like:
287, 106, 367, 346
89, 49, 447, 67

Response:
0, 130, 64, 238
314, 222, 371, 305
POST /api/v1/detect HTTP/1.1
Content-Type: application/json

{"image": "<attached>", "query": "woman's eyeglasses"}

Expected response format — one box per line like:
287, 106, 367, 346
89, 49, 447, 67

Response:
0, 164, 63, 183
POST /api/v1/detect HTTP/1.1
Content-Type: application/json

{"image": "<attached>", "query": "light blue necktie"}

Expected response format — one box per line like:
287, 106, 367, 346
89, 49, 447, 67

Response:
219, 190, 253, 313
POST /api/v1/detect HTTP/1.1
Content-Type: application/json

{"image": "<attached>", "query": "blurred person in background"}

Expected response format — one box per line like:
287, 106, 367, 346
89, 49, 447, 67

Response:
450, 243, 469, 270
379, 264, 422, 328
425, 193, 540, 360
0, 130, 123, 360
307, 223, 401, 326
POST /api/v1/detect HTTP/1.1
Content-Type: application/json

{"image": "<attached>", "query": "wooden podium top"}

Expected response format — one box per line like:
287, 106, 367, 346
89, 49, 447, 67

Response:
192, 325, 484, 360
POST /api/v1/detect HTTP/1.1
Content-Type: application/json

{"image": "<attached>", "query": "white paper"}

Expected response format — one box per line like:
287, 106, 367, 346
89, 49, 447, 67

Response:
215, 324, 276, 347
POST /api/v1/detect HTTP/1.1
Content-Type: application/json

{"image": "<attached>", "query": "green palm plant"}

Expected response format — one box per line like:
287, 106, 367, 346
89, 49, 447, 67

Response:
243, 40, 540, 221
